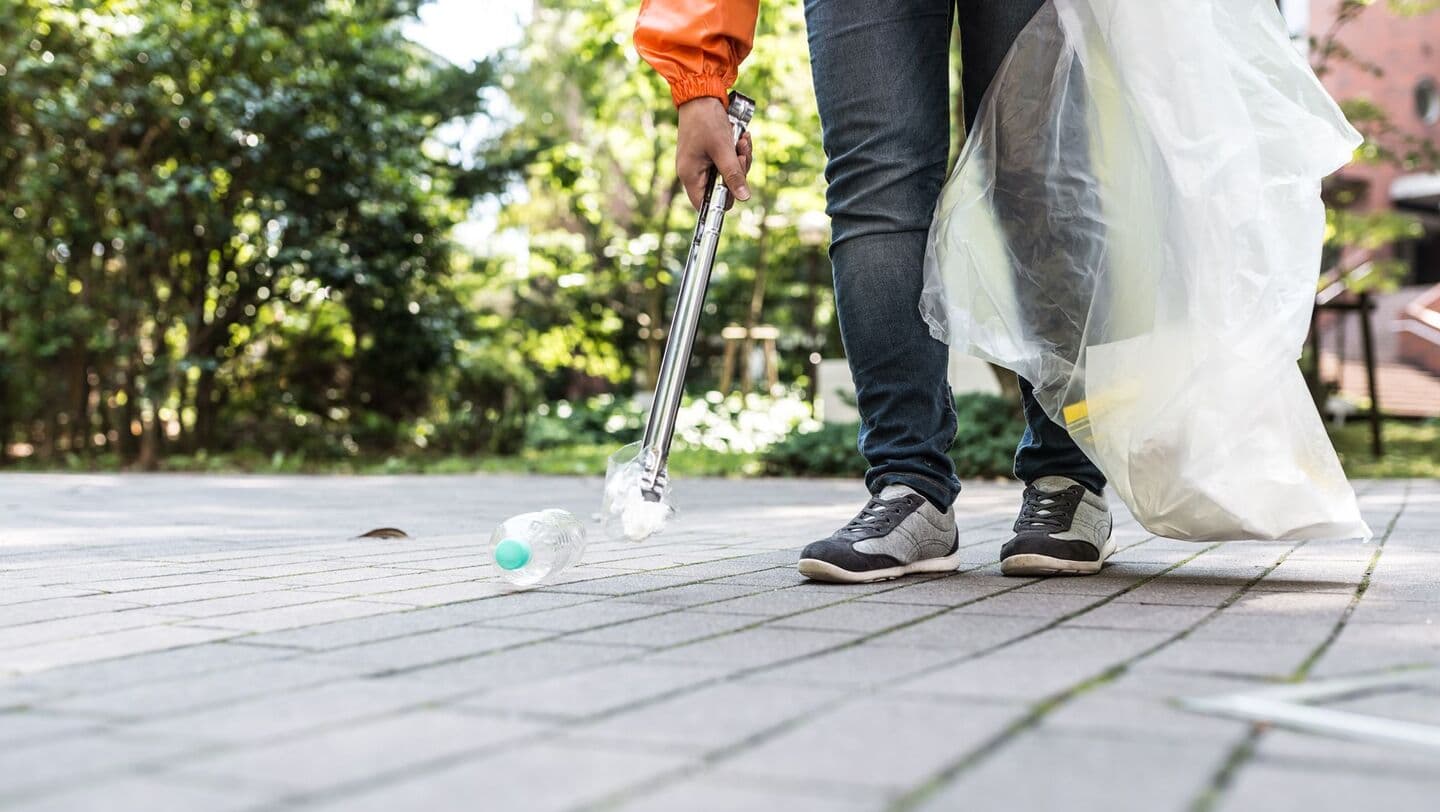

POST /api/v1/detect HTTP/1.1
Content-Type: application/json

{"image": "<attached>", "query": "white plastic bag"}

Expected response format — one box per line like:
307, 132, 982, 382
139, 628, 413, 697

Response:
921, 0, 1371, 541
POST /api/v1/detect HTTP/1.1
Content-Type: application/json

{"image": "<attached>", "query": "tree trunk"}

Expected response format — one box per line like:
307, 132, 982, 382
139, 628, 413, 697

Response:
645, 177, 684, 387
740, 213, 771, 395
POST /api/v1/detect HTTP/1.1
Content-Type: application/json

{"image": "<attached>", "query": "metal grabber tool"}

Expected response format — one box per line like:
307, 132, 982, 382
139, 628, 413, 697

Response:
636, 91, 755, 503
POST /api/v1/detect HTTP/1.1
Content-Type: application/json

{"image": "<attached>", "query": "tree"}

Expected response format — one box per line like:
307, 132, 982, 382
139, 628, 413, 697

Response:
495, 0, 831, 401
1312, 0, 1440, 291
0, 0, 516, 465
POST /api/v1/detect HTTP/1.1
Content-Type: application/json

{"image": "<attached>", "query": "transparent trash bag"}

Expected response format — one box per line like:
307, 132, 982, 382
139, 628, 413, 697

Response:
920, 0, 1371, 541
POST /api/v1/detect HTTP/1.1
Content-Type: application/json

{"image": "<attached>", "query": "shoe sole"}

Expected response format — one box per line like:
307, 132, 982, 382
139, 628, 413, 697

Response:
797, 551, 962, 584
1000, 534, 1115, 577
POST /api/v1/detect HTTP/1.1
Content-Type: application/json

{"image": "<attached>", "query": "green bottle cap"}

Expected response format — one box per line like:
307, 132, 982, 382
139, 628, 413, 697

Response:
494, 538, 531, 571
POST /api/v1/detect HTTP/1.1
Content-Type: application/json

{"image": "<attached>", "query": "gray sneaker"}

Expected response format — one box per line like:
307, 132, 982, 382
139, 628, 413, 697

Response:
798, 485, 960, 583
1000, 476, 1114, 576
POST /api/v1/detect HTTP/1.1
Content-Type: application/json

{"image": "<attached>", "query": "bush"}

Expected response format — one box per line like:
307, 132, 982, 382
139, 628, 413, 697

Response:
949, 392, 1027, 478
525, 390, 819, 453
761, 393, 1026, 480
760, 421, 866, 477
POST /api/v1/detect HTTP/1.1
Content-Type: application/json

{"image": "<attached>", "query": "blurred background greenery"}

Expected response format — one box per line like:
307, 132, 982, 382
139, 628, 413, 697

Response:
1, 0, 1437, 479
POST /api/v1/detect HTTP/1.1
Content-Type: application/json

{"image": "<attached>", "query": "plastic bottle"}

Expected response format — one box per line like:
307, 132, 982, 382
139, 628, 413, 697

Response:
488, 509, 588, 587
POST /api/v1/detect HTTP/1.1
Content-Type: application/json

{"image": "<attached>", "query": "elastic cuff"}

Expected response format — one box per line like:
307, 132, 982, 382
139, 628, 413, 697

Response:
669, 73, 732, 107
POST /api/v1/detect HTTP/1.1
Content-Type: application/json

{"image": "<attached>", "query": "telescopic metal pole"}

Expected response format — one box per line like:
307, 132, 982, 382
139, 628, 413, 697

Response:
637, 91, 755, 501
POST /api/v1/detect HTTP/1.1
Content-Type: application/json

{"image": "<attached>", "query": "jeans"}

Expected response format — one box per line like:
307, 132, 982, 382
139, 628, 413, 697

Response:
802, 0, 1107, 507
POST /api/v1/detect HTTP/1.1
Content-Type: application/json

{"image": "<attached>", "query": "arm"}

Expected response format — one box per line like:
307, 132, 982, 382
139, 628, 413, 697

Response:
634, 0, 758, 209
634, 0, 759, 107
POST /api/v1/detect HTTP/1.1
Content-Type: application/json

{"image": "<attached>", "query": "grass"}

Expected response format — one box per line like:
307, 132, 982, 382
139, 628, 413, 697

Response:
1329, 418, 1440, 479
9, 418, 1435, 479
8, 443, 763, 478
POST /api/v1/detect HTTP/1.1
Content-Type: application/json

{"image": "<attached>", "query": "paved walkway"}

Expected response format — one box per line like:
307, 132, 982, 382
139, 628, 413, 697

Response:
1, 474, 1436, 811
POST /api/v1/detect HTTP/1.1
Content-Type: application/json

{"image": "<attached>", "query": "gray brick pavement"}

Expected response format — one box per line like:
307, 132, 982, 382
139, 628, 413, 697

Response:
1, 473, 1436, 811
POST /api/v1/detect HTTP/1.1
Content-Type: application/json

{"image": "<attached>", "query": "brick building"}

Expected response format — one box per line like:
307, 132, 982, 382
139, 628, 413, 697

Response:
1284, 0, 1440, 415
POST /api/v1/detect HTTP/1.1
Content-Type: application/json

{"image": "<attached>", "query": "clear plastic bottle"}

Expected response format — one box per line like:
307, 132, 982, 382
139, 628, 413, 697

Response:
488, 509, 587, 588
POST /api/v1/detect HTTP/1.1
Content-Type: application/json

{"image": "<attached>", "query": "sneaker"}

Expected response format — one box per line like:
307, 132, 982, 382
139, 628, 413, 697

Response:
1000, 476, 1114, 576
798, 485, 960, 583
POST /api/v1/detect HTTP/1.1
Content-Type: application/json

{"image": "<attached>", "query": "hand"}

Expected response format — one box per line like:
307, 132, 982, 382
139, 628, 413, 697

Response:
676, 96, 754, 210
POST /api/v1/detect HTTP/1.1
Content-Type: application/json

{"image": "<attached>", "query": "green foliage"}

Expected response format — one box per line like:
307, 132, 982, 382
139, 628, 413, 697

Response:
949, 393, 1028, 478
496, 0, 833, 396
525, 389, 817, 454
526, 395, 646, 450
0, 0, 522, 464
762, 393, 1027, 480
1316, 0, 1440, 293
1329, 418, 1440, 479
760, 421, 866, 478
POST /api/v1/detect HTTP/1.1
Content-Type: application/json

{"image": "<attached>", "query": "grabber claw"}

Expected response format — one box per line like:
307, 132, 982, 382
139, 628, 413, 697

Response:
600, 91, 755, 540
637, 91, 754, 501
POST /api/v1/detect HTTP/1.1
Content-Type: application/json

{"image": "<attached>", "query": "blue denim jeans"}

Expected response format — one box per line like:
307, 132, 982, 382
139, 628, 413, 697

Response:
803, 0, 1107, 507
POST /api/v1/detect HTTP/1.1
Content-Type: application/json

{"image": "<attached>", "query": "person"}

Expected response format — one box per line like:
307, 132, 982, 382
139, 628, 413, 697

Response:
634, 0, 1113, 583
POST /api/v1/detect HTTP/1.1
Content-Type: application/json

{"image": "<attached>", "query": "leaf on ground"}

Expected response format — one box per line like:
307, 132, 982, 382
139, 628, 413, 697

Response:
357, 527, 409, 539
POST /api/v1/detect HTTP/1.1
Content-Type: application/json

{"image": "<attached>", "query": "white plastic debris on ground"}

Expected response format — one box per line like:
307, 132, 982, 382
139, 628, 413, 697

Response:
921, 0, 1370, 541
600, 442, 674, 542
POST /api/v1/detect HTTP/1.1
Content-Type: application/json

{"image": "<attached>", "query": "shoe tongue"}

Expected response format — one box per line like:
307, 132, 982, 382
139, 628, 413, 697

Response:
878, 484, 917, 500
1031, 476, 1079, 494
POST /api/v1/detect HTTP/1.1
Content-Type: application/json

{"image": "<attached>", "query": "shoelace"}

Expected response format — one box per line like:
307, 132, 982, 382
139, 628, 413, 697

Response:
840, 496, 911, 536
1014, 485, 1082, 534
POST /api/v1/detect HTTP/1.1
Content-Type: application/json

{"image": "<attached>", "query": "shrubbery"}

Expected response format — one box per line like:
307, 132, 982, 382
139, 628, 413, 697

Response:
525, 391, 819, 454
761, 393, 1027, 480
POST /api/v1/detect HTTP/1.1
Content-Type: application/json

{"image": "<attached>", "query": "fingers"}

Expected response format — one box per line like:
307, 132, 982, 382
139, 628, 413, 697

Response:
712, 140, 750, 203
674, 98, 755, 211
680, 159, 708, 210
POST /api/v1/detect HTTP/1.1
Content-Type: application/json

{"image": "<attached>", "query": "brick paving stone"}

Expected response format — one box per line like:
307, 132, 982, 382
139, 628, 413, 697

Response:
719, 577, 909, 605
853, 574, 1019, 607
644, 627, 857, 669
912, 731, 1232, 812
126, 675, 457, 745
1, 641, 284, 701
950, 590, 1109, 619
6, 624, 239, 676
1252, 729, 1440, 780
1214, 762, 1440, 812
867, 611, 1050, 650
10, 776, 275, 812
0, 710, 102, 747
749, 641, 967, 687
0, 474, 1430, 811
299, 625, 552, 672
896, 652, 1118, 703
183, 598, 404, 633
615, 775, 882, 812
721, 696, 1021, 791
297, 741, 693, 812
766, 598, 943, 633
168, 708, 548, 794
570, 679, 850, 754
1039, 688, 1252, 743
461, 661, 725, 719
482, 599, 671, 633
397, 639, 642, 686
41, 658, 358, 719
562, 609, 763, 649
0, 730, 202, 800
1134, 638, 1319, 678
1060, 601, 1215, 631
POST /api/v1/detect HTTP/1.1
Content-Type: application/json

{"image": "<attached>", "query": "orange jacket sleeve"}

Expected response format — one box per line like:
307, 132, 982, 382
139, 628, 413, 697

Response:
634, 0, 759, 107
